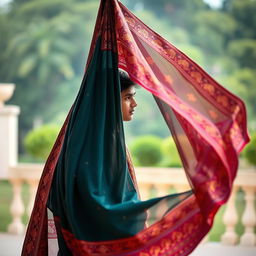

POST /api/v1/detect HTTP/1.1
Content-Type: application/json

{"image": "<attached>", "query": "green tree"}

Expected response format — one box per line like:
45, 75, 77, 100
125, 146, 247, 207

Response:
221, 68, 256, 127
222, 0, 256, 39
24, 124, 60, 161
243, 133, 256, 167
1, 0, 256, 153
124, 0, 208, 29
130, 135, 163, 166
191, 11, 236, 56
161, 137, 182, 167
228, 39, 256, 69
0, 0, 98, 151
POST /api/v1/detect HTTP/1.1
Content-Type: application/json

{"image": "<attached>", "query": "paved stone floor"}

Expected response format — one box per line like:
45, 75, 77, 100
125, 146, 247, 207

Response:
0, 233, 24, 256
0, 233, 255, 256
190, 242, 256, 256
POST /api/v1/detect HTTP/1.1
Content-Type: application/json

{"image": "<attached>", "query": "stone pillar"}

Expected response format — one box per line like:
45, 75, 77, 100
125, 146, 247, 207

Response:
240, 186, 256, 246
26, 179, 39, 217
0, 106, 20, 178
221, 186, 239, 245
7, 178, 25, 234
156, 184, 170, 197
138, 183, 152, 200
0, 83, 20, 178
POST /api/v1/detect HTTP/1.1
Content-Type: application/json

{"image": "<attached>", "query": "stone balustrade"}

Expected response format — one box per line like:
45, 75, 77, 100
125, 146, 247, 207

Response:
7, 163, 43, 235
6, 164, 256, 246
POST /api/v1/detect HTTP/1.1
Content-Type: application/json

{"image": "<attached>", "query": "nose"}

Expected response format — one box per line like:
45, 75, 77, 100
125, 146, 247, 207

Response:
132, 98, 137, 108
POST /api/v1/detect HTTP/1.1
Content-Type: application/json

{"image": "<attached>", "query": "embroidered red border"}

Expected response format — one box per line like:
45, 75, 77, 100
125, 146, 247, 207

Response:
60, 195, 208, 256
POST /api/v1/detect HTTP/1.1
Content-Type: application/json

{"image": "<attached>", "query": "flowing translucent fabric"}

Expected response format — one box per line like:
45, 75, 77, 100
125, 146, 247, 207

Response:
22, 1, 249, 256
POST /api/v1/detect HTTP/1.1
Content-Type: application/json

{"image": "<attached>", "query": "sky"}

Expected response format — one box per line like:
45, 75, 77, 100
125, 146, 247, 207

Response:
0, 0, 9, 6
204, 0, 223, 8
0, 0, 224, 8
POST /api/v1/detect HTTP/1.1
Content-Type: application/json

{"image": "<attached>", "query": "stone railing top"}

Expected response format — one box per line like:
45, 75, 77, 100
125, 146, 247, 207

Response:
135, 167, 256, 188
233, 170, 256, 187
9, 163, 44, 179
136, 167, 188, 185
0, 105, 20, 115
7, 164, 256, 188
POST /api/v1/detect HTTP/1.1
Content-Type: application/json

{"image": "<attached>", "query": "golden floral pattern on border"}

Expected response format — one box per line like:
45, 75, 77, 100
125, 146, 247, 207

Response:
117, 3, 248, 154
115, 2, 249, 155
22, 113, 70, 256
61, 198, 204, 256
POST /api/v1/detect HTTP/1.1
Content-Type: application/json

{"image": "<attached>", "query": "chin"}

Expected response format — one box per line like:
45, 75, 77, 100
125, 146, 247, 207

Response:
124, 116, 133, 121
128, 115, 134, 121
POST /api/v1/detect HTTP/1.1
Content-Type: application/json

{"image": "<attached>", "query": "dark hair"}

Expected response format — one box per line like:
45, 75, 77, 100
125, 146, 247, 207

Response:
119, 69, 135, 91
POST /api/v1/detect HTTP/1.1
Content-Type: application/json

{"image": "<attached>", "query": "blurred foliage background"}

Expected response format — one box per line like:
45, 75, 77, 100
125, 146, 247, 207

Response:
0, 0, 255, 158
0, 0, 255, 239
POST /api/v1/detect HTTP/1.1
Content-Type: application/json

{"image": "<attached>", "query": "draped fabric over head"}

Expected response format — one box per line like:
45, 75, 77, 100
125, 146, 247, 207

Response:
22, 0, 249, 256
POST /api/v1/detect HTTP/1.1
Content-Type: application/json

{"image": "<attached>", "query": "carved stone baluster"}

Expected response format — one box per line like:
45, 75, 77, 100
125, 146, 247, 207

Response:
156, 184, 171, 197
8, 178, 25, 234
240, 186, 256, 246
138, 183, 152, 200
221, 186, 238, 245
154, 184, 171, 221
174, 184, 191, 193
26, 179, 38, 217
173, 184, 211, 243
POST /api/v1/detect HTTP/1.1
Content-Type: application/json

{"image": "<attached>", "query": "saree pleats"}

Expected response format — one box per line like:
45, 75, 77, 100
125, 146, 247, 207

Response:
22, 1, 249, 256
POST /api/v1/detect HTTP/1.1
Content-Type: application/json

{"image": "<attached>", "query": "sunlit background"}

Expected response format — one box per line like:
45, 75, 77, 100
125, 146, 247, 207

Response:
1, 0, 255, 155
0, 0, 256, 247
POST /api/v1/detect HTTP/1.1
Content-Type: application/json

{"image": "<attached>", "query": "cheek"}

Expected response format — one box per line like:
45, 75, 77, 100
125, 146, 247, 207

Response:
122, 101, 129, 112
121, 102, 125, 112
122, 102, 131, 120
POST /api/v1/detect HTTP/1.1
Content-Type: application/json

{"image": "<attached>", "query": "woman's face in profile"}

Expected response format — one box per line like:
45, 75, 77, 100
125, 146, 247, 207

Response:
121, 86, 137, 121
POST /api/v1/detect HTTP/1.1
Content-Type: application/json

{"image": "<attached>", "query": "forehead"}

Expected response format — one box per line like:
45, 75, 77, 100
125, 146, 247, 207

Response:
121, 86, 136, 96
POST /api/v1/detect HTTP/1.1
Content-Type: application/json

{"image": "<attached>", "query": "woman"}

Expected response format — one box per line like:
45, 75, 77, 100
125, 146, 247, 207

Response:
22, 1, 249, 255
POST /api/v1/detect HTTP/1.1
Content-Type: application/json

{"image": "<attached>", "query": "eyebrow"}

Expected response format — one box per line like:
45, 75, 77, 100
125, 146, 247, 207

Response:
122, 92, 136, 97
